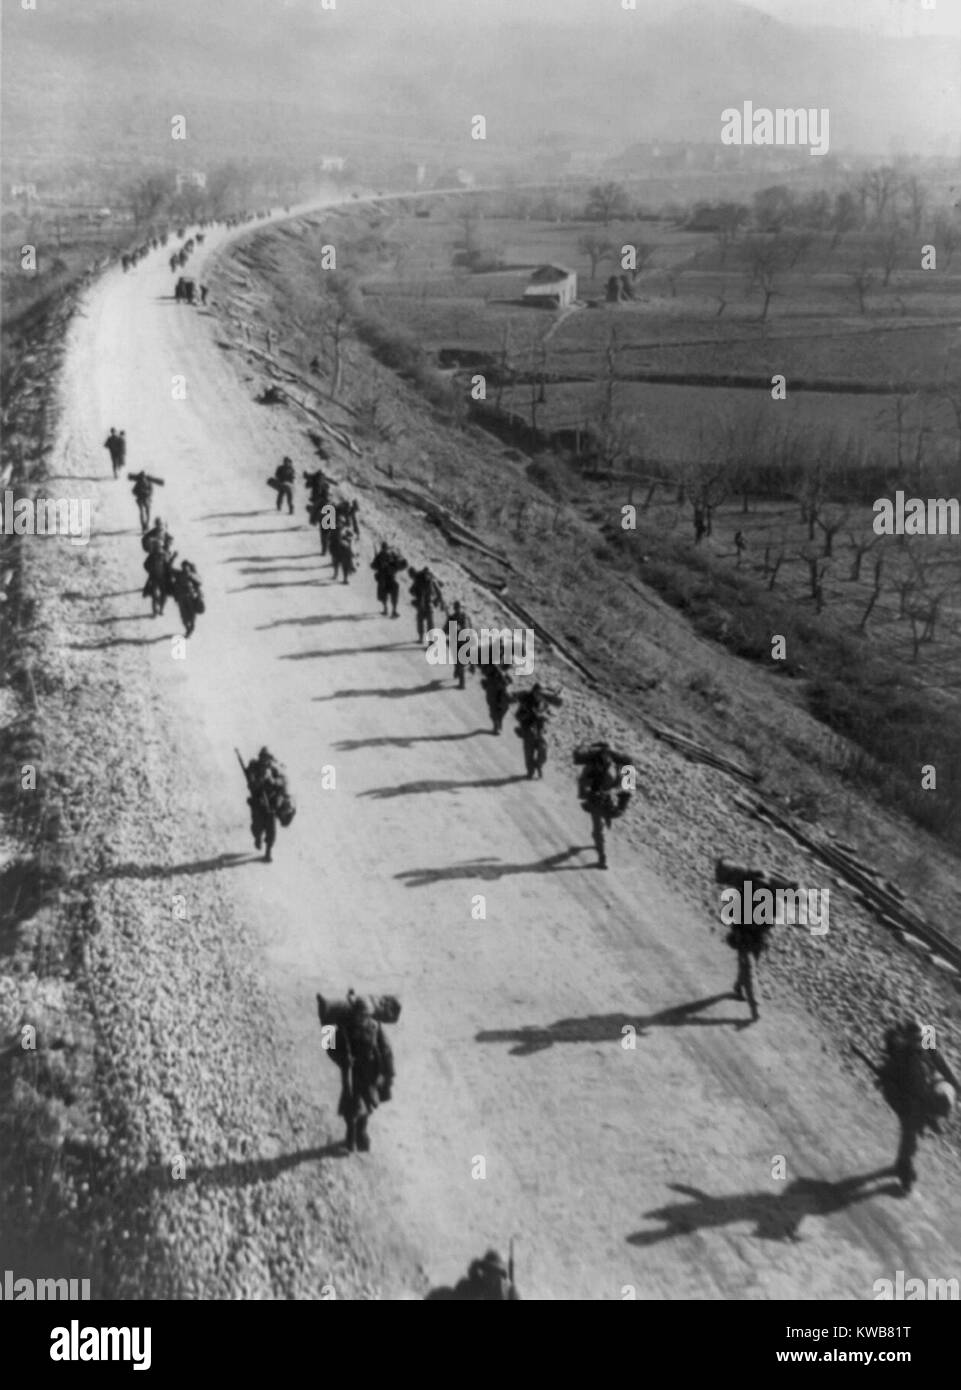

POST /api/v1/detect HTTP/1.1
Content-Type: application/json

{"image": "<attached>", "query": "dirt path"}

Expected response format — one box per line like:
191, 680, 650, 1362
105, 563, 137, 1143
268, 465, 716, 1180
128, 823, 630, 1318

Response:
46, 212, 961, 1299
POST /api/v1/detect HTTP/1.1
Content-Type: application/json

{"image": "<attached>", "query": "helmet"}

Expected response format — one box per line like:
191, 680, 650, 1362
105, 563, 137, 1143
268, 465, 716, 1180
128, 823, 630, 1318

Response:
258, 746, 271, 760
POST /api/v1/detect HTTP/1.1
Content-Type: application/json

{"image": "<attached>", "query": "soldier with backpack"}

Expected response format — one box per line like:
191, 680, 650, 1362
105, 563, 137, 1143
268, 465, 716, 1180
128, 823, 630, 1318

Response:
480, 664, 513, 735
514, 683, 560, 781
237, 747, 295, 863
410, 566, 444, 645
371, 541, 408, 617
103, 427, 125, 478
713, 859, 781, 1023
426, 1248, 520, 1301
315, 990, 401, 1153
142, 532, 174, 618
171, 559, 205, 638
270, 457, 296, 515
446, 599, 472, 689
574, 741, 633, 870
875, 1020, 959, 1194
130, 470, 164, 533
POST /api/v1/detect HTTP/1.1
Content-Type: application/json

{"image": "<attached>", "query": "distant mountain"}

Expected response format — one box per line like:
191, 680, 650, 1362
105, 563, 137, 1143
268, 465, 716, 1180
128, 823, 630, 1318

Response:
2, 0, 958, 182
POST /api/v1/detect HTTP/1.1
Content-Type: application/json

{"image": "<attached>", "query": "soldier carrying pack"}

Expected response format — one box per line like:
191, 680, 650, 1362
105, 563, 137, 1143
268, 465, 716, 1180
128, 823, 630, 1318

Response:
315, 990, 401, 1153
236, 746, 295, 863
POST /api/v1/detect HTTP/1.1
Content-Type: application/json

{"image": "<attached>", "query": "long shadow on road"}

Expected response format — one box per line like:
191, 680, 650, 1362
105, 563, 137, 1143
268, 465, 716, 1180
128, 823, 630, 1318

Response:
283, 641, 411, 660
626, 1170, 902, 1247
362, 774, 526, 799
230, 579, 327, 592
85, 851, 260, 882
216, 526, 298, 537
260, 613, 379, 632
197, 510, 269, 521
396, 848, 584, 887
335, 729, 488, 751
110, 1143, 351, 1200
476, 994, 746, 1055
315, 680, 446, 702
66, 635, 171, 651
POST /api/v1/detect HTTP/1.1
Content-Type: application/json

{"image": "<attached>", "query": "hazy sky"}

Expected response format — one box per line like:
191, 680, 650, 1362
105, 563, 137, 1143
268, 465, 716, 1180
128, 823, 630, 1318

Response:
329, 0, 961, 38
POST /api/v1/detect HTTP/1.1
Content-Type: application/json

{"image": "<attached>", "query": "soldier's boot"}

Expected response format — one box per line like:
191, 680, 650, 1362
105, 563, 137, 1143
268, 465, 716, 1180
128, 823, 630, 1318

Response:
744, 957, 760, 1021
457, 667, 466, 690
896, 1127, 918, 1193
356, 1115, 371, 1153
592, 815, 607, 869
345, 1118, 357, 1153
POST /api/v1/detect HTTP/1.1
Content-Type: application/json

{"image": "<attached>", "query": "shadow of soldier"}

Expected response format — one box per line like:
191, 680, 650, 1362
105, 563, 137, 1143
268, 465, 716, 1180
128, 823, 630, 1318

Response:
627, 1169, 901, 1247
475, 994, 742, 1055
395, 847, 583, 887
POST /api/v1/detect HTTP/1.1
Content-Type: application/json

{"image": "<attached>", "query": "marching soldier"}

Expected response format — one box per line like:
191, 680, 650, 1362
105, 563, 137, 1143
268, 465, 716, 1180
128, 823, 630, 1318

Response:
446, 599, 472, 689
514, 682, 560, 780
142, 533, 172, 618
480, 664, 512, 735
876, 1020, 959, 1195
130, 470, 163, 532
335, 496, 360, 539
304, 470, 332, 553
575, 741, 633, 870
171, 559, 204, 638
713, 859, 779, 1023
371, 541, 408, 617
272, 457, 296, 515
426, 1249, 520, 1301
141, 516, 174, 556
410, 566, 444, 645
315, 990, 400, 1153
103, 427, 124, 478
238, 747, 294, 863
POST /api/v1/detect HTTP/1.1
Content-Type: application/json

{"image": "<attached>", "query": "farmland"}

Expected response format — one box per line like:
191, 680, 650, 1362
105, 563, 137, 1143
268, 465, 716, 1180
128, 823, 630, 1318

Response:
228, 186, 961, 851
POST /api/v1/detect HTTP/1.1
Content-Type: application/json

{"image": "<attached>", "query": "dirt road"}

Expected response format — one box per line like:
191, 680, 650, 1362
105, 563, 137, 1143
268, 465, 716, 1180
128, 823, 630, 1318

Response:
46, 211, 960, 1299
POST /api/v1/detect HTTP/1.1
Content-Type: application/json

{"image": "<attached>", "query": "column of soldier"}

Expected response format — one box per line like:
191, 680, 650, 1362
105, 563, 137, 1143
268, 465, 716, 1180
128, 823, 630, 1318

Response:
103, 429, 206, 640
245, 461, 960, 1296
104, 255, 956, 1290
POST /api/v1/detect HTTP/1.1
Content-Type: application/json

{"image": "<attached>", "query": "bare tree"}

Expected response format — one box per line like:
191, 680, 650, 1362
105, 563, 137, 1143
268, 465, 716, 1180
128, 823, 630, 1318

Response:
745, 235, 784, 322
903, 175, 927, 236
876, 222, 905, 287
933, 214, 959, 269
816, 505, 850, 558
830, 189, 860, 249
800, 546, 831, 612
846, 529, 879, 582
848, 260, 875, 315
858, 554, 885, 632
585, 182, 630, 225
578, 234, 615, 278
861, 165, 901, 223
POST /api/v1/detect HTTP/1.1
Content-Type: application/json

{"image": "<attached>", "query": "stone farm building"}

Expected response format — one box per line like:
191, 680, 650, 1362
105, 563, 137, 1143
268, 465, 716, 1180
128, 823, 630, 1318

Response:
524, 264, 578, 308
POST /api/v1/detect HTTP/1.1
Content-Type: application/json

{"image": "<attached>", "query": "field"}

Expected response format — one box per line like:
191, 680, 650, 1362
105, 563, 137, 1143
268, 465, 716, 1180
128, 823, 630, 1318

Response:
226, 193, 961, 848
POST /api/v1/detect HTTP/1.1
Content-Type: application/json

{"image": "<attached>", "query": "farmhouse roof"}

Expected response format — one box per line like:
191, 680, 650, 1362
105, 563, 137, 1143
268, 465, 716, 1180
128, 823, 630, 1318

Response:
528, 264, 576, 284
